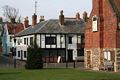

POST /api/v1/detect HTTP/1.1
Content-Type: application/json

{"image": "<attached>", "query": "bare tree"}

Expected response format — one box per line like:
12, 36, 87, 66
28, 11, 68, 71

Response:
2, 5, 19, 22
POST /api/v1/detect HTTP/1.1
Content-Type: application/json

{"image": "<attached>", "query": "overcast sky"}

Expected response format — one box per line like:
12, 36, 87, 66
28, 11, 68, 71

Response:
0, 0, 92, 24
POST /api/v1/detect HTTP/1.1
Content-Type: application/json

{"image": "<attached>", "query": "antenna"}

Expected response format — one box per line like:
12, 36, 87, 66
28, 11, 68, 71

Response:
34, 0, 37, 14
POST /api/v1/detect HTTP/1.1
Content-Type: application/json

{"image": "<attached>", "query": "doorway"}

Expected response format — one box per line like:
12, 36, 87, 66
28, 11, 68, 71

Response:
87, 51, 92, 68
68, 50, 73, 62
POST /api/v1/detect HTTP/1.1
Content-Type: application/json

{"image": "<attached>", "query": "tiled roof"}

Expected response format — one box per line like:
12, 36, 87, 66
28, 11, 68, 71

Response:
15, 21, 47, 36
6, 22, 24, 34
16, 19, 85, 37
37, 19, 85, 34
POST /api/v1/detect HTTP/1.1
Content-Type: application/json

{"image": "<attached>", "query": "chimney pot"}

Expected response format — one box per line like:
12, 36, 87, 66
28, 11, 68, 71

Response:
24, 16, 29, 28
59, 10, 64, 25
32, 13, 37, 27
83, 11, 88, 22
76, 12, 80, 20
40, 16, 45, 22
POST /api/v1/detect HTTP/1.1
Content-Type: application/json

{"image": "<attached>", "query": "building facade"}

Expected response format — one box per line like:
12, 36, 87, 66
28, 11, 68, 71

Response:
15, 11, 86, 63
1, 18, 24, 55
85, 0, 120, 72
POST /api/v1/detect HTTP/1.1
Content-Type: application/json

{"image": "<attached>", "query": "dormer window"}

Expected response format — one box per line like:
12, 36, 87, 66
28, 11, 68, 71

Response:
92, 16, 98, 32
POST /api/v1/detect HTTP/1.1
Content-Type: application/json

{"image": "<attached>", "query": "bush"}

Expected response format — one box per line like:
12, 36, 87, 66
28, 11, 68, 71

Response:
25, 46, 43, 69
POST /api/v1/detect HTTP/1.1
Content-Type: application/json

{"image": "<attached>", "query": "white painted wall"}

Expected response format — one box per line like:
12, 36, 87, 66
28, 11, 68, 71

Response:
41, 35, 45, 48
36, 34, 66, 48
15, 34, 82, 61
15, 35, 34, 60
68, 35, 78, 49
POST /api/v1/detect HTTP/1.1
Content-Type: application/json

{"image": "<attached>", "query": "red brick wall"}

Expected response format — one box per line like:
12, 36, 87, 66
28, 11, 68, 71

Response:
85, 0, 119, 49
85, 0, 101, 49
103, 0, 117, 48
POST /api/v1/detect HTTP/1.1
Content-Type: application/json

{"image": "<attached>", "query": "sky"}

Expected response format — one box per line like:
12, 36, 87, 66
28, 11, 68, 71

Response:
0, 0, 92, 24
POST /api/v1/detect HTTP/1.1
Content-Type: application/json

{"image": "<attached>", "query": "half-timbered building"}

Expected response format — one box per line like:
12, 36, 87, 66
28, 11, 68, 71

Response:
15, 11, 85, 63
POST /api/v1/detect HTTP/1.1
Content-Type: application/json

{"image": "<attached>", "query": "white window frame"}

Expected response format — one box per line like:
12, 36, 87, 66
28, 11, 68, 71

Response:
92, 15, 98, 32
104, 51, 111, 61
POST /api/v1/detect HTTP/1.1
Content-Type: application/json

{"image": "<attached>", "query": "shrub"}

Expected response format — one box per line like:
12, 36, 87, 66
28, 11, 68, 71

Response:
25, 46, 43, 69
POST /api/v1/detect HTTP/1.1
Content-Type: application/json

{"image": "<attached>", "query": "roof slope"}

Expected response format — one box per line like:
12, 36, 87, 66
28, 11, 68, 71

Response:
109, 0, 120, 16
16, 19, 85, 37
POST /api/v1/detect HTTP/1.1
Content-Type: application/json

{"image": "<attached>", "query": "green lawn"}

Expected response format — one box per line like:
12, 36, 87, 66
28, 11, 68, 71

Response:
0, 68, 120, 80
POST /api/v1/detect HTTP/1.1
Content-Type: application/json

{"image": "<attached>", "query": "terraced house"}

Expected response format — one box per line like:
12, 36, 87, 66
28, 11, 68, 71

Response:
15, 11, 86, 63
85, 0, 120, 72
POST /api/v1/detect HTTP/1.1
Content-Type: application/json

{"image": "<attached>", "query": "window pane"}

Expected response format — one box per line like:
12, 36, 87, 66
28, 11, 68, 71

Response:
104, 52, 107, 60
108, 52, 111, 61
24, 51, 27, 58
18, 51, 20, 57
69, 37, 72, 44
27, 38, 28, 45
78, 36, 81, 43
30, 37, 33, 45
45, 37, 56, 45
24, 38, 26, 45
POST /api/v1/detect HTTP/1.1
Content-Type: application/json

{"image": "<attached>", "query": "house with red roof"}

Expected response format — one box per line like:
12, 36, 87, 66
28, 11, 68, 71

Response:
1, 18, 24, 55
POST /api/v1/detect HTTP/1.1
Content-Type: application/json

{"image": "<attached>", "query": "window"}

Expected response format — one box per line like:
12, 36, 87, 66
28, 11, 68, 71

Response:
78, 36, 81, 43
10, 36, 12, 42
93, 17, 97, 21
30, 37, 33, 45
18, 51, 20, 57
45, 37, 56, 45
24, 38, 26, 45
92, 16, 98, 32
68, 36, 72, 44
60, 35, 64, 44
27, 38, 28, 45
77, 49, 84, 56
17, 39, 22, 45
24, 51, 27, 58
104, 52, 111, 61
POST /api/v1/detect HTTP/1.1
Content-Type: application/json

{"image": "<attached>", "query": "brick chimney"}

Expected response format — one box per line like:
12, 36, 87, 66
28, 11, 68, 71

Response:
76, 12, 80, 20
32, 13, 37, 27
59, 10, 64, 25
24, 16, 29, 28
0, 17, 3, 23
83, 11, 88, 22
40, 16, 45, 22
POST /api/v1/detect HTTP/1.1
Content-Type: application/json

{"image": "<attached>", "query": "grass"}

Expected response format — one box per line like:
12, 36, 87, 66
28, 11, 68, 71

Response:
0, 68, 120, 80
